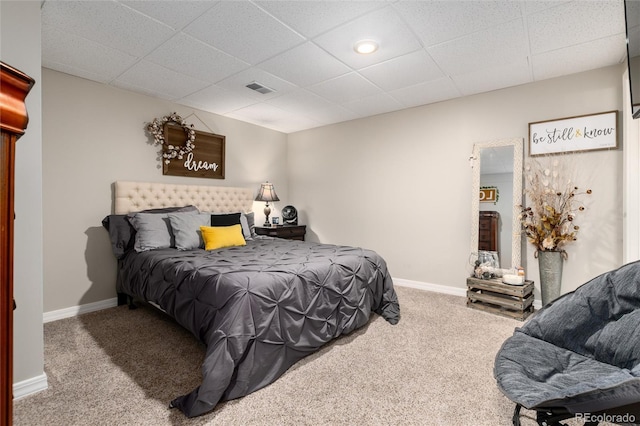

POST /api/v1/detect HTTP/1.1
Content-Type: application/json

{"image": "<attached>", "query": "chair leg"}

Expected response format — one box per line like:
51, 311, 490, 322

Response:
512, 404, 522, 426
536, 408, 579, 426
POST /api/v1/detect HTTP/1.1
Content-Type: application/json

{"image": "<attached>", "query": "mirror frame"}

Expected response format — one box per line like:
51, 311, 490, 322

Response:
470, 138, 523, 269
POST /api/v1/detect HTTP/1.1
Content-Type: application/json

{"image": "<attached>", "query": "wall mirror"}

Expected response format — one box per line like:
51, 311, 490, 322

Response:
470, 138, 523, 270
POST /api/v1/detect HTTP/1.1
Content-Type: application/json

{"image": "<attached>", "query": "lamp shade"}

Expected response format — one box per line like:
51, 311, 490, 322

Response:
255, 182, 280, 202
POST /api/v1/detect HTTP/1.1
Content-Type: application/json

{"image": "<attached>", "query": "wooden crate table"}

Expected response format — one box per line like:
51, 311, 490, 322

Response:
466, 276, 534, 321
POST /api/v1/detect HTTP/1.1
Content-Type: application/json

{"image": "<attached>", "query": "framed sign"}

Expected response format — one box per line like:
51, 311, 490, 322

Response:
479, 187, 497, 203
163, 124, 225, 179
528, 110, 618, 156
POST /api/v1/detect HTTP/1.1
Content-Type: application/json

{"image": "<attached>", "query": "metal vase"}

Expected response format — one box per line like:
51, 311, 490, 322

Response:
538, 251, 564, 306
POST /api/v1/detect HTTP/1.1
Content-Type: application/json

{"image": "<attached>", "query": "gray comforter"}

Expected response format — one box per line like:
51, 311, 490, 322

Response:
117, 237, 400, 417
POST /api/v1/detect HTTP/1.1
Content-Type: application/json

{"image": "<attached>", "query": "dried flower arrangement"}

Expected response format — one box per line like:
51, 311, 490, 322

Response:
146, 112, 196, 164
519, 156, 592, 258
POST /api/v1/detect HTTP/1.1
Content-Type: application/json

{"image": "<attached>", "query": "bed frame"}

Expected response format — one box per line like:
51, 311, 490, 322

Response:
114, 181, 254, 214
113, 180, 255, 308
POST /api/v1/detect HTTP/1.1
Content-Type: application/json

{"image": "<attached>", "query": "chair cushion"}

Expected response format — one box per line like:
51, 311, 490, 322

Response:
495, 331, 640, 413
494, 260, 640, 414
520, 260, 640, 369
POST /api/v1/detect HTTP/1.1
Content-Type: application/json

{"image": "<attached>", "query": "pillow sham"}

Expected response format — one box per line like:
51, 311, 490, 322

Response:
169, 213, 210, 250
129, 213, 173, 252
210, 212, 241, 227
102, 205, 198, 258
241, 212, 256, 239
200, 224, 246, 251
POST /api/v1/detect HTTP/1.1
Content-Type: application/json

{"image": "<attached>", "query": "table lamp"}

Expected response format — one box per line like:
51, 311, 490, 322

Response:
255, 182, 279, 226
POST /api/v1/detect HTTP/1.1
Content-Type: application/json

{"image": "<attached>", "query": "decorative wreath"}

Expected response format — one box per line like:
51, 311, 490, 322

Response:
146, 112, 196, 164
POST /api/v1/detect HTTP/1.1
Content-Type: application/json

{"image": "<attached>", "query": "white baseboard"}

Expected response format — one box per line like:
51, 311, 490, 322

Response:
393, 277, 543, 310
392, 277, 467, 297
43, 297, 118, 323
13, 373, 48, 400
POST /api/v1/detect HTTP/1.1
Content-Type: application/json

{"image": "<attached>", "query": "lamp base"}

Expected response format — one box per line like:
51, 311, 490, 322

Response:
263, 204, 271, 227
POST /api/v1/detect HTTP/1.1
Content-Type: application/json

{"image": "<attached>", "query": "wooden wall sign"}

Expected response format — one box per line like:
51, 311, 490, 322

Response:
528, 110, 618, 156
479, 187, 497, 203
163, 124, 225, 179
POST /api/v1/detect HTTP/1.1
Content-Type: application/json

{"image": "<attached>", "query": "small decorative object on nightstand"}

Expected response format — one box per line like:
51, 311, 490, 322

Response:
255, 225, 306, 241
281, 205, 298, 225
255, 182, 279, 226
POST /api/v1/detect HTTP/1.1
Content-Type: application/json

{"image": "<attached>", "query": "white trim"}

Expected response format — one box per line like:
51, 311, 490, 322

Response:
13, 373, 48, 400
393, 277, 543, 311
43, 297, 118, 323
392, 277, 466, 297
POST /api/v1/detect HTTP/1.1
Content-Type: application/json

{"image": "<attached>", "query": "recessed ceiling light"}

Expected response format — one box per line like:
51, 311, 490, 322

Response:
354, 39, 378, 55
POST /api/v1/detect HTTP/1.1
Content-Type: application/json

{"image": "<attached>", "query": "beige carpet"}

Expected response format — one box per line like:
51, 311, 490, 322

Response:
13, 286, 583, 425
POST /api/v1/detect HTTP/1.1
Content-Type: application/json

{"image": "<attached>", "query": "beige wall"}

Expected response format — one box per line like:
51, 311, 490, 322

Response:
288, 65, 624, 299
1, 1, 46, 386
42, 69, 289, 312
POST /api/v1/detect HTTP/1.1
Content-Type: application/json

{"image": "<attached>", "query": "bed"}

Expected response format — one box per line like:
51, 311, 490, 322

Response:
103, 181, 400, 417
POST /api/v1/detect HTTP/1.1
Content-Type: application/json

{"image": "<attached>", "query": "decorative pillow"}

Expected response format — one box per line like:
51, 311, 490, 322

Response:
129, 213, 173, 252
169, 213, 210, 250
102, 205, 198, 258
210, 212, 241, 227
241, 212, 256, 239
102, 214, 136, 258
200, 224, 246, 251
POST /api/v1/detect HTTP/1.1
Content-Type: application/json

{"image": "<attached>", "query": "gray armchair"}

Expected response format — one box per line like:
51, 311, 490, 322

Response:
494, 260, 640, 425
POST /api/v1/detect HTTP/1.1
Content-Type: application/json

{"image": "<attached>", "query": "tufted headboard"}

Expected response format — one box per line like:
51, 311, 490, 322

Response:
114, 181, 254, 214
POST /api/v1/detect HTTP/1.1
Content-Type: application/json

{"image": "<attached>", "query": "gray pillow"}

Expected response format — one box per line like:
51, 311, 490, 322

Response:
102, 205, 198, 258
169, 213, 211, 250
242, 212, 256, 239
129, 213, 173, 252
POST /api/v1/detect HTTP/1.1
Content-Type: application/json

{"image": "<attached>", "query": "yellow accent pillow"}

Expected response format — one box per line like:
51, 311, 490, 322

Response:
200, 224, 246, 251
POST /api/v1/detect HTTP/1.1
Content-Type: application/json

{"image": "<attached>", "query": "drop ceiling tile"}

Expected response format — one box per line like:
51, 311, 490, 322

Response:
41, 0, 175, 57
522, 1, 572, 15
394, 0, 522, 47
42, 61, 112, 86
453, 58, 532, 97
390, 77, 461, 108
113, 60, 210, 100
528, 1, 625, 54
121, 1, 218, 30
255, 1, 386, 38
313, 6, 422, 69
226, 103, 321, 133
307, 72, 382, 104
532, 34, 627, 81
296, 103, 361, 126
183, 1, 304, 65
257, 42, 351, 87
42, 27, 138, 82
427, 19, 527, 76
146, 33, 249, 83
267, 89, 337, 114
216, 67, 297, 100
178, 85, 258, 115
343, 93, 404, 118
359, 49, 444, 91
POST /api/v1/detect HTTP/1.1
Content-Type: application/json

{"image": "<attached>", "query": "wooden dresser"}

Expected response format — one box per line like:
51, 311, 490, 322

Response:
478, 211, 499, 252
1, 62, 35, 425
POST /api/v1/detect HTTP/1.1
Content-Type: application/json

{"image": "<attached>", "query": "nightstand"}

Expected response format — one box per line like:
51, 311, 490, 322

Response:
254, 225, 306, 241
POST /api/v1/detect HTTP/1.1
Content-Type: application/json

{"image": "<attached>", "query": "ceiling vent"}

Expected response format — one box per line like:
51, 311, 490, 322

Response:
246, 81, 275, 94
